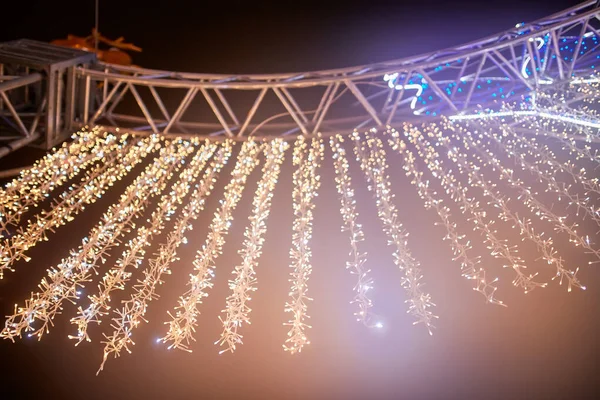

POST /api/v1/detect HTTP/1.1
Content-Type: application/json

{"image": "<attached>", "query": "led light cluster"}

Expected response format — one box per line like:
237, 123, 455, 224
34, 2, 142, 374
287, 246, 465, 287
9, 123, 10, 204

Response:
99, 142, 233, 372
428, 125, 583, 291
283, 137, 324, 354
403, 125, 543, 293
488, 125, 600, 227
161, 140, 261, 352
0, 140, 193, 341
511, 113, 600, 165
330, 135, 379, 324
352, 129, 436, 333
445, 118, 600, 264
505, 129, 600, 197
217, 139, 289, 353
70, 141, 217, 344
387, 130, 503, 305
0, 127, 113, 235
0, 135, 161, 279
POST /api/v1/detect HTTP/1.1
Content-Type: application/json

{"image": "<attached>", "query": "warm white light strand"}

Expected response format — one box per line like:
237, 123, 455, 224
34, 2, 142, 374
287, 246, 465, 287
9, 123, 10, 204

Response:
0, 128, 118, 236
448, 118, 600, 264
511, 114, 600, 166
216, 139, 289, 354
489, 125, 600, 227
161, 140, 261, 352
0, 140, 192, 341
0, 135, 161, 279
353, 129, 436, 332
283, 137, 324, 354
330, 134, 380, 325
386, 131, 503, 305
98, 142, 233, 373
428, 125, 583, 292
507, 128, 600, 196
404, 125, 543, 293
69, 141, 217, 345
0, 127, 102, 215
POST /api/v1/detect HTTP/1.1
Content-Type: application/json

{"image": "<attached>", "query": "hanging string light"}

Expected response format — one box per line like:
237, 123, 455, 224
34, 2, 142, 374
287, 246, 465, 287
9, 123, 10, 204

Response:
502, 126, 600, 197
1, 139, 194, 341
329, 134, 380, 325
0, 126, 100, 209
486, 123, 600, 227
421, 124, 583, 292
161, 140, 261, 352
444, 118, 600, 264
98, 142, 233, 373
386, 130, 503, 305
511, 113, 600, 166
352, 129, 436, 333
0, 135, 162, 279
0, 127, 115, 235
216, 139, 289, 354
283, 137, 324, 354
403, 125, 544, 293
70, 141, 217, 345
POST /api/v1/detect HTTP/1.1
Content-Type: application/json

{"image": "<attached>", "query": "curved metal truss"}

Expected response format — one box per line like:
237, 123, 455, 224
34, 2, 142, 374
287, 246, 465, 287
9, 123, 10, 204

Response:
74, 0, 600, 139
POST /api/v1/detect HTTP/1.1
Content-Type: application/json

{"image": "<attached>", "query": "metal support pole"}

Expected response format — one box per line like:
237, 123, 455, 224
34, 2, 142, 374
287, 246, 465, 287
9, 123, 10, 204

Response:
0, 132, 41, 159
56, 69, 63, 134
569, 19, 590, 76
46, 70, 57, 148
345, 80, 382, 126
273, 87, 309, 134
83, 74, 91, 125
64, 67, 76, 133
0, 91, 29, 136
237, 88, 267, 137
164, 87, 197, 134
128, 83, 158, 133
0, 73, 43, 92
199, 87, 234, 137
550, 30, 565, 80
312, 82, 339, 135
0, 166, 30, 179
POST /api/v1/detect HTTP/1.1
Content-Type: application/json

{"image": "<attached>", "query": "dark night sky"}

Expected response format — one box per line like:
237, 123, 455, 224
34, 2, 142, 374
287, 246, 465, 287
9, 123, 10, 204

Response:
1, 1, 600, 400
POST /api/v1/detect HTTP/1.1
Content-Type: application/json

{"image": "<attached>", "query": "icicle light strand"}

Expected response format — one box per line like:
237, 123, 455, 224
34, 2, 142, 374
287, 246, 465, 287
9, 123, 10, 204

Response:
98, 142, 233, 373
446, 118, 600, 264
425, 125, 583, 292
70, 141, 217, 344
0, 129, 113, 236
505, 126, 600, 197
1, 140, 193, 341
386, 130, 503, 305
0, 127, 102, 216
330, 135, 379, 325
161, 140, 261, 352
0, 135, 161, 279
404, 125, 544, 293
488, 124, 600, 228
352, 130, 436, 333
283, 137, 324, 354
216, 139, 289, 354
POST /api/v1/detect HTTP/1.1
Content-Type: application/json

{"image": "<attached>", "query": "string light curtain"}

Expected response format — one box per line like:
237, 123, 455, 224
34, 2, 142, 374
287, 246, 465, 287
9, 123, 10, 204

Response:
0, 103, 597, 371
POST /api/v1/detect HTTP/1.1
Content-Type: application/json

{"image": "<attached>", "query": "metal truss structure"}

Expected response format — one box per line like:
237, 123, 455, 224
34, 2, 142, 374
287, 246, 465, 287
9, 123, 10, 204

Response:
0, 40, 95, 153
0, 1, 599, 150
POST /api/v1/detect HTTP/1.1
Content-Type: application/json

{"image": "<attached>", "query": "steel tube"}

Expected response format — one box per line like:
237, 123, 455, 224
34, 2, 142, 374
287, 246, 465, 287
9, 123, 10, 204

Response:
0, 73, 43, 92
0, 132, 41, 159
